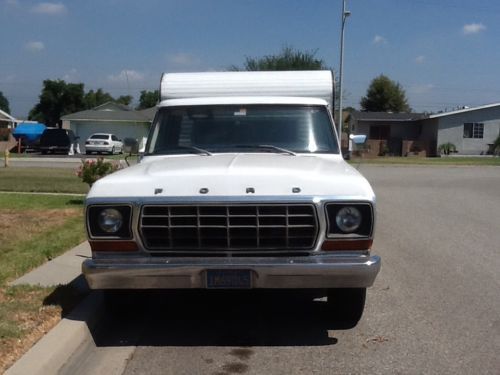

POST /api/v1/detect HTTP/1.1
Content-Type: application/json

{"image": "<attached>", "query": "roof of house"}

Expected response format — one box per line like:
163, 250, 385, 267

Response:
92, 102, 131, 111
350, 111, 427, 122
0, 109, 16, 122
61, 101, 156, 122
428, 102, 500, 119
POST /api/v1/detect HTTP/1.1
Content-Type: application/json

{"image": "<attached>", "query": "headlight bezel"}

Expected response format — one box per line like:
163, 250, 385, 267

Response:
325, 202, 374, 239
87, 204, 133, 239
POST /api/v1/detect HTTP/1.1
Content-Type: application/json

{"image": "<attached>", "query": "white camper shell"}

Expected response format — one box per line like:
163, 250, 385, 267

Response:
159, 70, 335, 108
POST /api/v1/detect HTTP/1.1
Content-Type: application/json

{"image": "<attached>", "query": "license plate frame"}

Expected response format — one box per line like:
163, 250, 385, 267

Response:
206, 269, 252, 289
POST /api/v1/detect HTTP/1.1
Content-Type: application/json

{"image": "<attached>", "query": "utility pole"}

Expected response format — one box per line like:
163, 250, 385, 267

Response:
338, 0, 351, 143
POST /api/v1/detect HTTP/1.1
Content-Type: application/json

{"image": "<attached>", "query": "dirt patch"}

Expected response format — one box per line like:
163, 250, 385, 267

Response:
0, 310, 60, 373
0, 208, 80, 251
0, 287, 62, 373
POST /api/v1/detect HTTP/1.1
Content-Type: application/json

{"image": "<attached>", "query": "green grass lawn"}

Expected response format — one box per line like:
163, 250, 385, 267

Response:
0, 193, 84, 210
0, 167, 89, 194
350, 156, 500, 166
0, 193, 87, 369
0, 194, 86, 284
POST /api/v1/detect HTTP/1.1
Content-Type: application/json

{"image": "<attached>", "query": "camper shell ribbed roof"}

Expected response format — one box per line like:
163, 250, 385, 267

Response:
160, 71, 335, 108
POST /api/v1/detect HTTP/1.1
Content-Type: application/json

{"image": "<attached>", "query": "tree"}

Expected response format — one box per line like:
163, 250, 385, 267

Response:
137, 90, 159, 109
29, 80, 85, 126
116, 95, 133, 106
229, 47, 350, 108
0, 91, 10, 113
230, 46, 328, 71
84, 89, 114, 109
360, 74, 411, 112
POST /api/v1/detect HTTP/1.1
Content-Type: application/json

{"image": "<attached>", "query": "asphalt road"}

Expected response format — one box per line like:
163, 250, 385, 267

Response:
1, 154, 136, 168
64, 165, 500, 375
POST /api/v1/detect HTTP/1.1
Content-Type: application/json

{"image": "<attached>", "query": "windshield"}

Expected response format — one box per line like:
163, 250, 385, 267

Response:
146, 105, 339, 155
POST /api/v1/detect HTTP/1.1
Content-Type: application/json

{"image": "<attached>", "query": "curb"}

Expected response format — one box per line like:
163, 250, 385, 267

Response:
5, 291, 104, 375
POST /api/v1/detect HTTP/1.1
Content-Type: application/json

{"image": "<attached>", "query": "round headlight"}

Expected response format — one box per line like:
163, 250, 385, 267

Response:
98, 208, 123, 233
335, 206, 362, 233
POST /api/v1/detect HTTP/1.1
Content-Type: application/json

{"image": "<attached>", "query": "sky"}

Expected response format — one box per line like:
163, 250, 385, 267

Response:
1, 0, 499, 117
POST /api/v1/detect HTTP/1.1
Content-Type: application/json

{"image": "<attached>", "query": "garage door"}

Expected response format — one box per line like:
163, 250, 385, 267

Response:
72, 121, 150, 153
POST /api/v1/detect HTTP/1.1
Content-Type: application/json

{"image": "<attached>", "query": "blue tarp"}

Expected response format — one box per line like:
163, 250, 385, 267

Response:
12, 123, 47, 143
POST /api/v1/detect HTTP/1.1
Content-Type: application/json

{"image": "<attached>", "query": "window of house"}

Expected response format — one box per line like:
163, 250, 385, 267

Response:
463, 123, 484, 138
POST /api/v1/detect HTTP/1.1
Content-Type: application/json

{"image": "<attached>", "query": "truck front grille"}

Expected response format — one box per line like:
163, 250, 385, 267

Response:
139, 204, 318, 252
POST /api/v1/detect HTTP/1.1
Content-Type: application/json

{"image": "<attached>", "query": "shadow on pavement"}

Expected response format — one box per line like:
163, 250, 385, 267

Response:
89, 289, 358, 348
43, 275, 90, 317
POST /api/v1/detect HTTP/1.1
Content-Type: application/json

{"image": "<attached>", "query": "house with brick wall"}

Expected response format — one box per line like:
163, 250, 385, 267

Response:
349, 102, 500, 156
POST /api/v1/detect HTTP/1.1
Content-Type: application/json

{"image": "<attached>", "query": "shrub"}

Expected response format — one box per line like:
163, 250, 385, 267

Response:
76, 158, 121, 187
494, 134, 500, 155
378, 142, 390, 156
438, 142, 457, 155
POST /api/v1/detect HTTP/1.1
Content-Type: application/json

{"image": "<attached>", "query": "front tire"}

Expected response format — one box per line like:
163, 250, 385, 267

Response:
327, 288, 366, 327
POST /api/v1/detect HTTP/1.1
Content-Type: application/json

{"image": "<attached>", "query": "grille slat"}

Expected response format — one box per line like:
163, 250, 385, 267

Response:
139, 204, 318, 252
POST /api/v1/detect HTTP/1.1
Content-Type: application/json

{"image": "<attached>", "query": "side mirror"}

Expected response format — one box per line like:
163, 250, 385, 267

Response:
344, 134, 368, 160
123, 138, 139, 154
349, 134, 367, 145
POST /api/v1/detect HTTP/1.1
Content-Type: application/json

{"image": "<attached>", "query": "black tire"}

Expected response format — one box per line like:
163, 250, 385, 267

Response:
327, 288, 366, 327
85, 151, 90, 155
41, 150, 47, 155
111, 147, 115, 155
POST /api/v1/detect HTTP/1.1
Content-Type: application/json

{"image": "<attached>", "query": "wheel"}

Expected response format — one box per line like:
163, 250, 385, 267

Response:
111, 147, 115, 155
85, 151, 90, 155
327, 288, 366, 327
41, 150, 47, 155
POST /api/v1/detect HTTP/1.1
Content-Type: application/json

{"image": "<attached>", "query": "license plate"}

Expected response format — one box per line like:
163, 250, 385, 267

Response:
206, 269, 252, 289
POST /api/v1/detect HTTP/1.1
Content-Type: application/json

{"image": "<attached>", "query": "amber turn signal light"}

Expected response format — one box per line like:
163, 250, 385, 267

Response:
89, 240, 138, 252
321, 239, 373, 251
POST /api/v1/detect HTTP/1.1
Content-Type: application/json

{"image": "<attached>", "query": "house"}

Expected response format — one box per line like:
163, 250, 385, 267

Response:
427, 103, 500, 155
349, 102, 500, 156
61, 102, 156, 151
0, 109, 18, 129
349, 111, 431, 156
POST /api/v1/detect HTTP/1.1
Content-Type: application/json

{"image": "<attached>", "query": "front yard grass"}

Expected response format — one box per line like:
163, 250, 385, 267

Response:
0, 167, 89, 194
0, 193, 87, 372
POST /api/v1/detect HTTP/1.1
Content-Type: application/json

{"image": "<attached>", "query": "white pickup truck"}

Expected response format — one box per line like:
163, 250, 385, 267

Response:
82, 70, 380, 325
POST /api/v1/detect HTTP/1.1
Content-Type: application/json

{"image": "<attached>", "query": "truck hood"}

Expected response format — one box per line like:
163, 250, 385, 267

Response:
88, 154, 374, 200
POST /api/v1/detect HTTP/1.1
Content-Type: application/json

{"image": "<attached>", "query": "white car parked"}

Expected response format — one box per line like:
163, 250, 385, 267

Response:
85, 133, 123, 155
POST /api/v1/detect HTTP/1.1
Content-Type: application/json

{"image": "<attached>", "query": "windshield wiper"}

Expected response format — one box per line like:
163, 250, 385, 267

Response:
234, 144, 296, 156
152, 146, 212, 156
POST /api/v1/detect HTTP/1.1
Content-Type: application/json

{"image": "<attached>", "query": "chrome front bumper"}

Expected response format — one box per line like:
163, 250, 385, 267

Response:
82, 254, 381, 289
